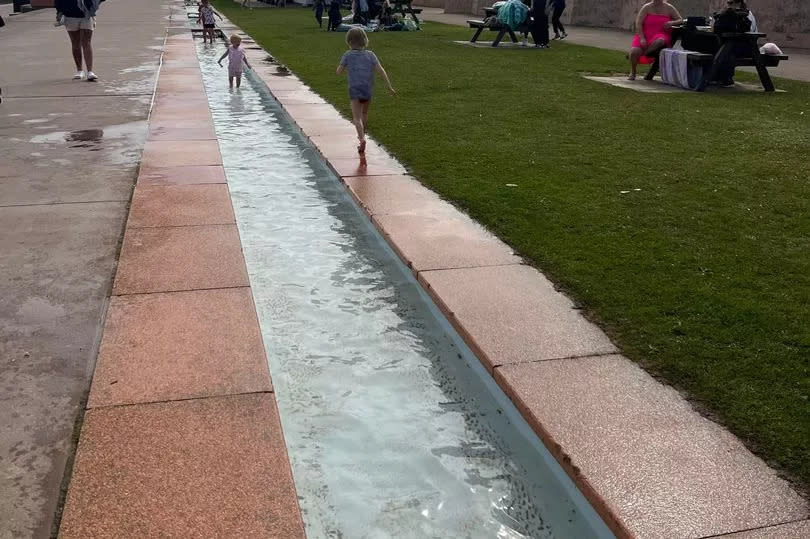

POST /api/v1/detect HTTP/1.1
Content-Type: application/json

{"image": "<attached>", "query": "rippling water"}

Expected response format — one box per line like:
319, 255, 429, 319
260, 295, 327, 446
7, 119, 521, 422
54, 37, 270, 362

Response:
195, 41, 612, 539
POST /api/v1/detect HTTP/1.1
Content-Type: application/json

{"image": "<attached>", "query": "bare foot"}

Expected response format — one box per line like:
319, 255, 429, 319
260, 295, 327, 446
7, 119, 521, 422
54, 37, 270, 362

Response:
628, 74, 637, 81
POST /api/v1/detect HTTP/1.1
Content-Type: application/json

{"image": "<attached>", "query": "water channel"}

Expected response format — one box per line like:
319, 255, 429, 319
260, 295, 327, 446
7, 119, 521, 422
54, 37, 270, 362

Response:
194, 38, 613, 539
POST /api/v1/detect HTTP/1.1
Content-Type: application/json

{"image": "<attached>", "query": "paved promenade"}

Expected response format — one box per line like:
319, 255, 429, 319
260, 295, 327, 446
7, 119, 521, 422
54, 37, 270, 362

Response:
417, 6, 810, 83
2, 2, 809, 538
0, 1, 173, 536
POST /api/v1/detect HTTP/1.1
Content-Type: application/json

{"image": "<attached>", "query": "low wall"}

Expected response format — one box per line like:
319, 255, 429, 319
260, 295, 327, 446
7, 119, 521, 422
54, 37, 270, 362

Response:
441, 0, 810, 48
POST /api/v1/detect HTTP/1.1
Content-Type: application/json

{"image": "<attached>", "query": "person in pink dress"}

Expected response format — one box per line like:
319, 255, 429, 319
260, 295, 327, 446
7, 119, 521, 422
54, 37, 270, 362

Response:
628, 0, 683, 80
218, 35, 252, 89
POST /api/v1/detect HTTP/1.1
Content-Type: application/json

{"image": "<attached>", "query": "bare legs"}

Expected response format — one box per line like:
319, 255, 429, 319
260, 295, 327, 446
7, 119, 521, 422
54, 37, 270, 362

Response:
629, 38, 666, 80
350, 99, 370, 154
80, 29, 93, 72
68, 30, 83, 70
228, 74, 242, 89
629, 47, 643, 80
68, 29, 93, 74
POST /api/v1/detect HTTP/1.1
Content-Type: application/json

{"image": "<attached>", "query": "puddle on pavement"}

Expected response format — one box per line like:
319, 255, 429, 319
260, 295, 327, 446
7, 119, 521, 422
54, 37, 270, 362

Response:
28, 121, 147, 166
195, 36, 614, 539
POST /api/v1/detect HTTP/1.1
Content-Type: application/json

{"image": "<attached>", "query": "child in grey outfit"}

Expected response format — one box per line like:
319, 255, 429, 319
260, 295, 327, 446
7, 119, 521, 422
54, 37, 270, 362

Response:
336, 27, 395, 155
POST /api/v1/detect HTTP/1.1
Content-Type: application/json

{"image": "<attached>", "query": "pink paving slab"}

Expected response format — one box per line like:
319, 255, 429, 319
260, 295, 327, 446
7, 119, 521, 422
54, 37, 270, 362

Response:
147, 125, 217, 141
127, 184, 235, 228
88, 288, 271, 407
329, 156, 407, 178
255, 73, 309, 92
142, 140, 222, 167
419, 265, 617, 369
293, 117, 358, 138
282, 103, 345, 121
495, 356, 810, 539
152, 95, 210, 112
373, 211, 522, 272
719, 519, 810, 538
344, 175, 443, 216
309, 135, 388, 160
272, 90, 328, 105
59, 395, 306, 538
113, 225, 249, 295
137, 165, 227, 186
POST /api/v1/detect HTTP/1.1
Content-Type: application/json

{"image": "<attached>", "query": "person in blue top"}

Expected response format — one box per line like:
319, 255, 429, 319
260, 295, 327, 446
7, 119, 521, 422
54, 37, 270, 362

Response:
55, 0, 105, 81
336, 28, 395, 155
551, 0, 567, 40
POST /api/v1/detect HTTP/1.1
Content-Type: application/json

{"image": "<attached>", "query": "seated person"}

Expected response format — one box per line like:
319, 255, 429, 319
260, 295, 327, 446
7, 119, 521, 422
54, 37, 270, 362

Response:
628, 0, 683, 80
711, 0, 756, 86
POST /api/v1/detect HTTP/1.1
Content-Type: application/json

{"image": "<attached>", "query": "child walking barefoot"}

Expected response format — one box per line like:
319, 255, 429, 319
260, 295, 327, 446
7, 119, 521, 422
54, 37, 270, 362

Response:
336, 28, 395, 155
198, 0, 222, 44
218, 35, 252, 88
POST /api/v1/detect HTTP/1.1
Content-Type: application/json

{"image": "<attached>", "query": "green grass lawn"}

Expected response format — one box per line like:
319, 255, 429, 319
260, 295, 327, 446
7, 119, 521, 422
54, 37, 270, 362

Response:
213, 2, 810, 493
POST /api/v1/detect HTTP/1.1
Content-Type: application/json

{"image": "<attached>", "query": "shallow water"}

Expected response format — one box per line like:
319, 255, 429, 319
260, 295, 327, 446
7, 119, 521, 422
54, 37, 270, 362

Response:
195, 40, 613, 539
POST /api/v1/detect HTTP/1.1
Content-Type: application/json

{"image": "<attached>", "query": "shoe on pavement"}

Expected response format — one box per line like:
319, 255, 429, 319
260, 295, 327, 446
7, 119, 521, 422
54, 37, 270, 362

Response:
73, 70, 85, 80
86, 71, 98, 82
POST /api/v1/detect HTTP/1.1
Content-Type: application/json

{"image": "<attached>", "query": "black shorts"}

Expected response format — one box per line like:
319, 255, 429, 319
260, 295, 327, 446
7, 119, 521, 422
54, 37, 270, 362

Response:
203, 23, 215, 29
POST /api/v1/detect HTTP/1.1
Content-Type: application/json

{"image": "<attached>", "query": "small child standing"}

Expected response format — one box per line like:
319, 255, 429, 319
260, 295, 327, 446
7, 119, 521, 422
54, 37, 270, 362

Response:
218, 35, 252, 89
198, 0, 223, 44
336, 28, 395, 154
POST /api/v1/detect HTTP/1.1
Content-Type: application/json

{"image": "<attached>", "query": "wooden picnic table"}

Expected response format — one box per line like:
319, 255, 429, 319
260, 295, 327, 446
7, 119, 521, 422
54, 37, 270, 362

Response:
468, 5, 530, 47
645, 26, 788, 92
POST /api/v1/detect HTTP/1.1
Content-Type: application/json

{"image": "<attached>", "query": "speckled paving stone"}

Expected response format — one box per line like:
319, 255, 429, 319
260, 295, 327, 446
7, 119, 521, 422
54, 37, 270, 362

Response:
344, 175, 443, 216
127, 184, 235, 228
137, 164, 227, 186
373, 211, 522, 272
88, 288, 271, 407
495, 356, 810, 539
419, 265, 617, 368
719, 519, 810, 538
113, 225, 249, 295
59, 394, 306, 539
142, 140, 222, 167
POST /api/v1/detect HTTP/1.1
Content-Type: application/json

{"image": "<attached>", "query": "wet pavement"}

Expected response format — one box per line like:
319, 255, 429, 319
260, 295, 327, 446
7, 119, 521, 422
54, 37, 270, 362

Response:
0, 1, 175, 536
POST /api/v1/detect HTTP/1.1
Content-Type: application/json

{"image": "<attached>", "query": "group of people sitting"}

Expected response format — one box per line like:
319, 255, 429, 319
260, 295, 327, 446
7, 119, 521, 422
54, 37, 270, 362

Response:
313, 0, 413, 32
628, 0, 763, 84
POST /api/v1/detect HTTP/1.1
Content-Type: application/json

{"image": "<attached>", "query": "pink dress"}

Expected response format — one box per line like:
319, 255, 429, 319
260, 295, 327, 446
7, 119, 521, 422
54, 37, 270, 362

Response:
227, 45, 246, 77
631, 13, 674, 64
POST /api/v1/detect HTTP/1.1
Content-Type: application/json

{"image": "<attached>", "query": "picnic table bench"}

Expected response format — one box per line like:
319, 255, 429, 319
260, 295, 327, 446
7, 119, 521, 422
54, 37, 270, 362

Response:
645, 27, 788, 92
468, 6, 530, 46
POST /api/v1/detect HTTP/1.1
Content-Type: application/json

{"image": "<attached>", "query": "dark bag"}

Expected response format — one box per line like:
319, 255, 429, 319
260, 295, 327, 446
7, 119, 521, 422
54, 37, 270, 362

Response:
713, 8, 752, 34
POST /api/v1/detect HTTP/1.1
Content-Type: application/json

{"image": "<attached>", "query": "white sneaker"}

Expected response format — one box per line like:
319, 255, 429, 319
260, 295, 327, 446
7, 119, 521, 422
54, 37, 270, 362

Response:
86, 71, 98, 82
521, 37, 528, 47
73, 70, 85, 80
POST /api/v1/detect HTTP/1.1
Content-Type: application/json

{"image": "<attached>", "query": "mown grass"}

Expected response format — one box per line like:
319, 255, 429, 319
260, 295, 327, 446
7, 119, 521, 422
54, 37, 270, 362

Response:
213, 2, 810, 492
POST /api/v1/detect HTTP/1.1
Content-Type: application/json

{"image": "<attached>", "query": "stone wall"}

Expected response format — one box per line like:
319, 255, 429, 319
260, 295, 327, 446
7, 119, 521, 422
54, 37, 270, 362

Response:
438, 0, 810, 48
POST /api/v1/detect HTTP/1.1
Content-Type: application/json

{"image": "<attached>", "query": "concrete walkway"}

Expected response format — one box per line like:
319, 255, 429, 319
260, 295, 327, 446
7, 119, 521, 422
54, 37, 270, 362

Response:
0, 1, 174, 537
416, 6, 810, 83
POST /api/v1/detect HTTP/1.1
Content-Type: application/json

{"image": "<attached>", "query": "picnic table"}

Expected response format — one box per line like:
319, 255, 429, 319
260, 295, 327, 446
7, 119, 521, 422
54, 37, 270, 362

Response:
391, 0, 422, 25
468, 5, 530, 47
645, 26, 788, 92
